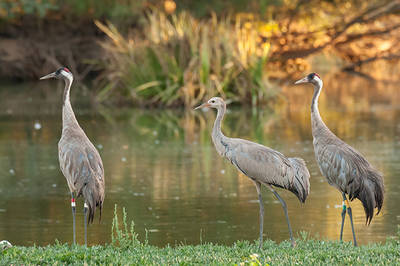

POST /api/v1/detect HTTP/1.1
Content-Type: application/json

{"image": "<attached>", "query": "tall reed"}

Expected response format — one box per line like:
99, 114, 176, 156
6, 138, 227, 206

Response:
96, 9, 276, 107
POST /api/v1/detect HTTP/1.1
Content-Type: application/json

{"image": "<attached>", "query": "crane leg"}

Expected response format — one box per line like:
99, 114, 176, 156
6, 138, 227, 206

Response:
254, 181, 264, 249
71, 192, 76, 245
267, 185, 296, 247
340, 193, 346, 242
84, 202, 88, 246
343, 194, 357, 247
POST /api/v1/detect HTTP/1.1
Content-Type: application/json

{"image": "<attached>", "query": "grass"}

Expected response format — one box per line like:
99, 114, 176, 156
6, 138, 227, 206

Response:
95, 9, 278, 107
3, 239, 400, 265
1, 206, 400, 265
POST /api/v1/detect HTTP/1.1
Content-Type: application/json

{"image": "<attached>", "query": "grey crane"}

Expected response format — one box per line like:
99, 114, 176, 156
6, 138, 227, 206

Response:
40, 67, 105, 245
295, 73, 384, 246
195, 97, 311, 248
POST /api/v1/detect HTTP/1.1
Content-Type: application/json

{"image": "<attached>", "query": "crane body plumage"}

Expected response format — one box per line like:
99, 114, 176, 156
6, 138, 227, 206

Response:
40, 67, 105, 245
295, 73, 384, 246
196, 97, 311, 248
312, 123, 384, 224
217, 137, 310, 203
58, 126, 105, 223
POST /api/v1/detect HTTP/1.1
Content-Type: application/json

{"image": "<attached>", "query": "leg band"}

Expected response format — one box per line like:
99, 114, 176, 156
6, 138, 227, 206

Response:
71, 198, 76, 207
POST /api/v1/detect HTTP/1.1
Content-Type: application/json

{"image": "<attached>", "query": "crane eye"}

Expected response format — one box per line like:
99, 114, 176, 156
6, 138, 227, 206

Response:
211, 100, 215, 103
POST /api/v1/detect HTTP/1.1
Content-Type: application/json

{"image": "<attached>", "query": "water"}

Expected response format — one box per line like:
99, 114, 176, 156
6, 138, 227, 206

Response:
0, 72, 399, 247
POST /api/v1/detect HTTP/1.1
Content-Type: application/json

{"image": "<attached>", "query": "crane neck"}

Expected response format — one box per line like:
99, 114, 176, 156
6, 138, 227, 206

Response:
311, 80, 322, 113
310, 79, 329, 137
62, 76, 80, 131
63, 75, 72, 106
212, 103, 227, 145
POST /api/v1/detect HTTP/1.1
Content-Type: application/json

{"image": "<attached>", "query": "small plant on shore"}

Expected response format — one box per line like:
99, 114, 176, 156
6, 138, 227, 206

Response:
96, 9, 277, 107
111, 205, 140, 248
239, 253, 265, 266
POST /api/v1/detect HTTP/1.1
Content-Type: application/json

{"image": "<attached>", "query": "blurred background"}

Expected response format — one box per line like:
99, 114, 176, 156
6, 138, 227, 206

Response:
0, 0, 399, 247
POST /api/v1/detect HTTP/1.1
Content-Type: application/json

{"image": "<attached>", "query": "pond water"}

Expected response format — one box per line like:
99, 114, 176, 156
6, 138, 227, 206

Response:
0, 72, 399, 247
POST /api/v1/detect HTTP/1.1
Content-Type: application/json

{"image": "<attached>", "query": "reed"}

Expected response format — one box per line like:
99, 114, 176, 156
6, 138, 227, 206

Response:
96, 9, 277, 107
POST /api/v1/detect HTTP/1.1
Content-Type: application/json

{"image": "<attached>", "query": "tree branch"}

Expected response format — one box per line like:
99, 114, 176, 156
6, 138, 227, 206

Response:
335, 23, 400, 46
342, 54, 400, 71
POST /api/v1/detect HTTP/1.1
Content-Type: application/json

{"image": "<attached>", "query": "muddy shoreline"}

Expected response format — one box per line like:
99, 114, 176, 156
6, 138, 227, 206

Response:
0, 18, 105, 80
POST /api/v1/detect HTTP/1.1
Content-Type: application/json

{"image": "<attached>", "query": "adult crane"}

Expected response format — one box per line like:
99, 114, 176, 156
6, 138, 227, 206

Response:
195, 97, 310, 248
295, 73, 384, 246
40, 67, 105, 245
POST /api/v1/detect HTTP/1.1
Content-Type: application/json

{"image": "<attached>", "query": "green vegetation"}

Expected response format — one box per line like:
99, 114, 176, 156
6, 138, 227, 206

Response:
3, 239, 399, 265
2, 207, 400, 265
0, 0, 270, 22
96, 10, 277, 107
0, 0, 145, 22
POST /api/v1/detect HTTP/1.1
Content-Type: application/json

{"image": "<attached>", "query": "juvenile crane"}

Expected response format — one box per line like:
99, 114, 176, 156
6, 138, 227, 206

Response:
40, 67, 105, 245
295, 73, 384, 246
195, 97, 311, 248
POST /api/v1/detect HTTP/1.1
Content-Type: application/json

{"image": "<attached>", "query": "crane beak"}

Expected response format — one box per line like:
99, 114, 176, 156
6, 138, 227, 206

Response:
194, 103, 211, 110
294, 77, 308, 84
39, 72, 56, 80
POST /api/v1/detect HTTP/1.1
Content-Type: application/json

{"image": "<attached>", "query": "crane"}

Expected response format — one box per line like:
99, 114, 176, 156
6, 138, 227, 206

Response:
295, 73, 384, 246
40, 67, 105, 245
195, 97, 310, 248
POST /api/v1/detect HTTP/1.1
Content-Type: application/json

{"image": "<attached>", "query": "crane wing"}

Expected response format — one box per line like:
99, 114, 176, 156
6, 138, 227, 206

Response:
220, 138, 310, 202
59, 137, 104, 189
315, 143, 368, 197
227, 139, 293, 189
315, 141, 384, 224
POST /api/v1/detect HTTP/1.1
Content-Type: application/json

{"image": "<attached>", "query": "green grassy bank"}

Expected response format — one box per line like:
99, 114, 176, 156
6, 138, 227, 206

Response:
2, 238, 400, 265
2, 208, 400, 265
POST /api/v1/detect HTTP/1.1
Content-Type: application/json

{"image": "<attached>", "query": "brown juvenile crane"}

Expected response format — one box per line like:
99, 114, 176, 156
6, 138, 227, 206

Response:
295, 73, 384, 246
195, 97, 311, 248
40, 67, 105, 245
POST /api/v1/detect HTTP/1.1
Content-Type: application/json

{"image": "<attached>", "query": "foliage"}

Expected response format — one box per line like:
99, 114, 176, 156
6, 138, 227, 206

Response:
1, 207, 400, 265
96, 9, 278, 107
0, 0, 282, 22
0, 0, 57, 19
0, 0, 145, 22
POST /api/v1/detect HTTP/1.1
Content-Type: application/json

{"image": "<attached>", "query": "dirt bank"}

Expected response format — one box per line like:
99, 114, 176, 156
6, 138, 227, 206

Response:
0, 17, 103, 80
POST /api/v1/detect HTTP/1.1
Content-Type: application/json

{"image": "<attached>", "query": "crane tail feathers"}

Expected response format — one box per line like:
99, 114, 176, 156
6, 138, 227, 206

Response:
78, 176, 105, 224
288, 157, 311, 203
356, 169, 384, 225
99, 202, 103, 223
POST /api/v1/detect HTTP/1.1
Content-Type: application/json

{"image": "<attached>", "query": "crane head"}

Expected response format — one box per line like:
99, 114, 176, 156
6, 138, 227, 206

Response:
40, 67, 73, 81
194, 97, 225, 110
294, 73, 322, 85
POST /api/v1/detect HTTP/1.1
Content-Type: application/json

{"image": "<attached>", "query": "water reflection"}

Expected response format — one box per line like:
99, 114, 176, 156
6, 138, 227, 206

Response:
0, 73, 399, 247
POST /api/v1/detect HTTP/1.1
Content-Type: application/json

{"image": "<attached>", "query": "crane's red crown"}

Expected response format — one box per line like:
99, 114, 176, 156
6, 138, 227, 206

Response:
308, 72, 320, 80
55, 67, 71, 76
